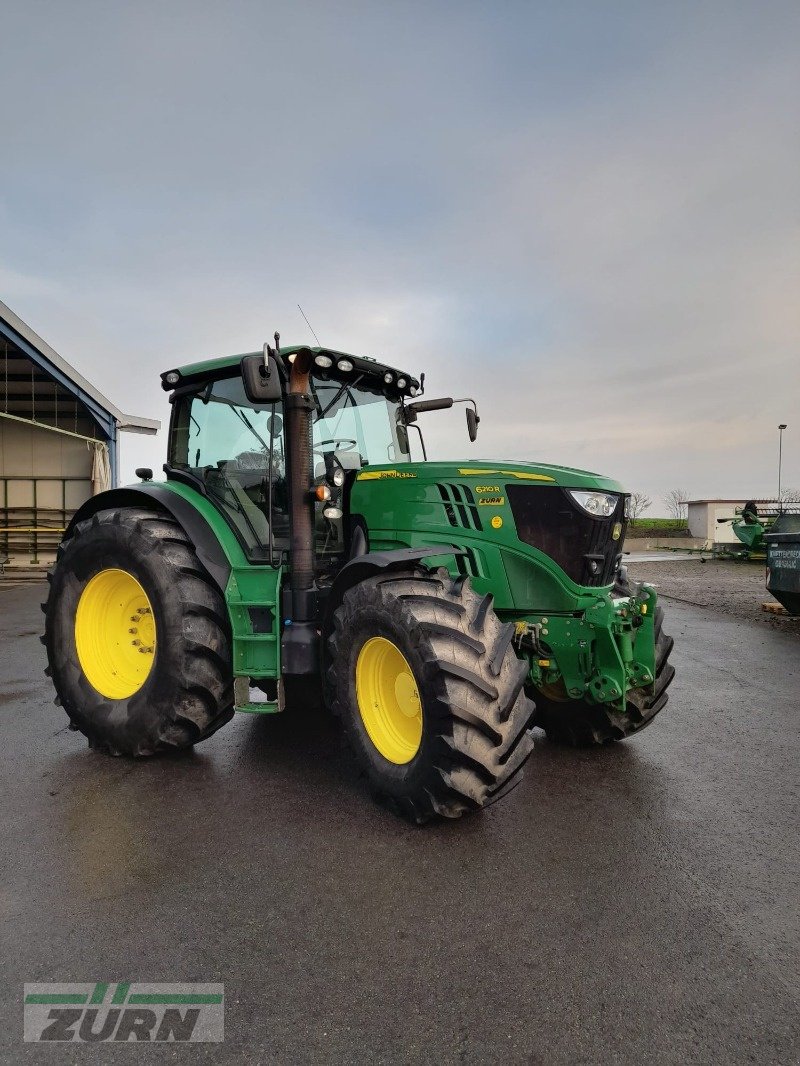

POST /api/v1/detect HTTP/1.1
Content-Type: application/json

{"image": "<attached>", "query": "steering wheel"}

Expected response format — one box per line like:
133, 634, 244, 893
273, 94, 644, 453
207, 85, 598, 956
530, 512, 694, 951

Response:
314, 437, 358, 452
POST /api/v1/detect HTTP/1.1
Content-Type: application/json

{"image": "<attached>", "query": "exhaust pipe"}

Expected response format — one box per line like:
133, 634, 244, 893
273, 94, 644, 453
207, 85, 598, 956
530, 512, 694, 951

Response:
282, 345, 319, 673
286, 347, 315, 599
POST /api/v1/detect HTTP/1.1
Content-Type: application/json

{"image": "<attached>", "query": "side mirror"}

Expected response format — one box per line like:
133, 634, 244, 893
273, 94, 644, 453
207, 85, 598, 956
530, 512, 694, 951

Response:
241, 353, 282, 403
395, 423, 410, 455
466, 407, 480, 442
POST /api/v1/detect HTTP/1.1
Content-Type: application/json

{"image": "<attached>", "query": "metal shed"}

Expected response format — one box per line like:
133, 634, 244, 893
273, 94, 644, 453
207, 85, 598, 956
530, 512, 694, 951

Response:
0, 300, 158, 569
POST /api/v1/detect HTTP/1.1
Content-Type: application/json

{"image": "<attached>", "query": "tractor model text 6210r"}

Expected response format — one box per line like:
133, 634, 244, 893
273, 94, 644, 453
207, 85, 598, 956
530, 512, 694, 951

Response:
44, 341, 675, 823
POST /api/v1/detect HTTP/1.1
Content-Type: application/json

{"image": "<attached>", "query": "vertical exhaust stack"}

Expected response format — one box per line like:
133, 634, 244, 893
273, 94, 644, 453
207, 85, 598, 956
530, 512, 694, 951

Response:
286, 346, 315, 599
282, 344, 319, 673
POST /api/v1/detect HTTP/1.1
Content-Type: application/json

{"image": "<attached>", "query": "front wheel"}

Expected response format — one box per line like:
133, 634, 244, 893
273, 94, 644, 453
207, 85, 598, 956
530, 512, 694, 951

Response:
327, 568, 536, 823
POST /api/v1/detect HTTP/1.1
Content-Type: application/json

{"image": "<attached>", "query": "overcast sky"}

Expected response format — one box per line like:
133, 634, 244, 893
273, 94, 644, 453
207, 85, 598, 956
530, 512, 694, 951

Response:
2, 1, 798, 509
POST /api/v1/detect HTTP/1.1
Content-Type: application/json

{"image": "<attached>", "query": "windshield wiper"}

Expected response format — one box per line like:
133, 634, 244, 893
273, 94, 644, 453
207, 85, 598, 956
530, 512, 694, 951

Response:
318, 373, 365, 420
233, 405, 271, 453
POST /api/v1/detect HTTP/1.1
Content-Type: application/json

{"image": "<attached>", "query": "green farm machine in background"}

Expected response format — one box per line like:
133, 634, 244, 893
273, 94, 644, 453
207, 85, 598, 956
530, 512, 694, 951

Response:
717, 501, 800, 563
717, 501, 772, 558
43, 340, 675, 822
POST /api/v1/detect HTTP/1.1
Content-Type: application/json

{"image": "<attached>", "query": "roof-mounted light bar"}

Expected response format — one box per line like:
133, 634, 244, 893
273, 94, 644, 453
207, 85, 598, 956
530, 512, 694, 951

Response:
160, 347, 420, 398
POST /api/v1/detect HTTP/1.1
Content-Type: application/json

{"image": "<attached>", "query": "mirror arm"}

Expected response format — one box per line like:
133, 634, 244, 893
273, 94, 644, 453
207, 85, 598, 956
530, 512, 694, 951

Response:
407, 423, 427, 461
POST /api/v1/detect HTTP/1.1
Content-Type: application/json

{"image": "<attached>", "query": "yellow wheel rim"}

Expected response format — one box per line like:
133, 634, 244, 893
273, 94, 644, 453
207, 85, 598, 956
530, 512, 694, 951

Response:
355, 636, 423, 764
74, 568, 156, 699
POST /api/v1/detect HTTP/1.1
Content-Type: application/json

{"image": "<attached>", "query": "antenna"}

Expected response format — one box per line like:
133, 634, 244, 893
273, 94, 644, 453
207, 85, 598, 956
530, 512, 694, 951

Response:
297, 304, 321, 346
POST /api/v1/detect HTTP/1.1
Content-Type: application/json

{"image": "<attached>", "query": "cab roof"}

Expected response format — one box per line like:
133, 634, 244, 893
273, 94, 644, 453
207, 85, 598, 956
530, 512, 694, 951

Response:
164, 345, 420, 397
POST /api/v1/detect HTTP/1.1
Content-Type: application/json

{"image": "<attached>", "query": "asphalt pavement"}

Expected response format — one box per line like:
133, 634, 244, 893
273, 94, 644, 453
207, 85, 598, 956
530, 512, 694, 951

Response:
1, 581, 798, 1064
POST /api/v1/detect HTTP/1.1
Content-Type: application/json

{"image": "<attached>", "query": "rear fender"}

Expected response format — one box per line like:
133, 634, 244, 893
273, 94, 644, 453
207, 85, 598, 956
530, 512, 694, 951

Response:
65, 485, 231, 593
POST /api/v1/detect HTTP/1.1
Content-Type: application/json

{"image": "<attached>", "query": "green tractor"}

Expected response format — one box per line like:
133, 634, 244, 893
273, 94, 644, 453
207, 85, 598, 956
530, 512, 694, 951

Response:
43, 341, 675, 823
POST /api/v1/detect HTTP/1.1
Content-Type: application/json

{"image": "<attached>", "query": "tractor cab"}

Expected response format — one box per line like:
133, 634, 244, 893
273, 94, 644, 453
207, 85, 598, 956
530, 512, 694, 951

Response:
164, 347, 421, 573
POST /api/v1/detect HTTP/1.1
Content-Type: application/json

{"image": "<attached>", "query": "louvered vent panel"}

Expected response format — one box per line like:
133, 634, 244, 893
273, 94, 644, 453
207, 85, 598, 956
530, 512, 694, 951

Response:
436, 484, 483, 531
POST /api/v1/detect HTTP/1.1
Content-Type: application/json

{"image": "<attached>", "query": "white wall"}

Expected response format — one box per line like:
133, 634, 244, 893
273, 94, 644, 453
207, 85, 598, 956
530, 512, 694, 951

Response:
687, 501, 748, 544
0, 419, 93, 563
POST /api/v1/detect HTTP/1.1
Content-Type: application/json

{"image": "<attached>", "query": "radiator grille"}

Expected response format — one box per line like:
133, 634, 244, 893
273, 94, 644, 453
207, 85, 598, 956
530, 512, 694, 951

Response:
506, 485, 627, 587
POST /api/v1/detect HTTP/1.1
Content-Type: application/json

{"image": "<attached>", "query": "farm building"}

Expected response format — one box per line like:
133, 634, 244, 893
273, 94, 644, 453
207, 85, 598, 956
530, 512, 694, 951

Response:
687, 499, 779, 545
0, 300, 158, 570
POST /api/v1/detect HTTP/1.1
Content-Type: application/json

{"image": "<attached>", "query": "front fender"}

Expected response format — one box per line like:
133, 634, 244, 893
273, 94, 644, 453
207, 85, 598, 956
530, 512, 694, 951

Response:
320, 545, 465, 639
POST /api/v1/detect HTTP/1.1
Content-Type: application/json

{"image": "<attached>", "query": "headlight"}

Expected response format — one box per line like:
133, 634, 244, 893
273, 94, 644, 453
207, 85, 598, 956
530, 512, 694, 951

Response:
569, 490, 619, 518
623, 495, 632, 520
331, 467, 345, 488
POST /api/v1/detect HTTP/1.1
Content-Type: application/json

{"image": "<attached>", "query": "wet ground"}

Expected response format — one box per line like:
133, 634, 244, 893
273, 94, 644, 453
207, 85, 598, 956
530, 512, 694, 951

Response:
628, 558, 800, 637
1, 581, 798, 1064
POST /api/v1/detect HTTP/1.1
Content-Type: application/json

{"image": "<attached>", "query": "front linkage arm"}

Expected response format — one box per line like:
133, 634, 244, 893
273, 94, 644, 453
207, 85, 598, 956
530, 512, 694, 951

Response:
514, 584, 658, 710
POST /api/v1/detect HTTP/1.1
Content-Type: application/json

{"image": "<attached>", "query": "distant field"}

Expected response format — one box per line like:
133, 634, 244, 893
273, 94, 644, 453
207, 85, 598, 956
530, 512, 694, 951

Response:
629, 518, 690, 538
631, 518, 686, 529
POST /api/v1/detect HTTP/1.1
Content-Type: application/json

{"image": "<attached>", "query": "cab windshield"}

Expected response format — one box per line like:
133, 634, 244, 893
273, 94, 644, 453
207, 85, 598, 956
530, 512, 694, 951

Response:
310, 375, 411, 467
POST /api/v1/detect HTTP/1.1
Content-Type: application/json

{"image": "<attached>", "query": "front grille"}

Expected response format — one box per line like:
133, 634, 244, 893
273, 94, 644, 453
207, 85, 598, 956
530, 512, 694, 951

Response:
506, 485, 627, 586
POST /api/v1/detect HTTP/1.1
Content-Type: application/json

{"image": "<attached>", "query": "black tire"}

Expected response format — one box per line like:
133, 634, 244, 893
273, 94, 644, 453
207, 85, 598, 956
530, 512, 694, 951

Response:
532, 571, 675, 746
327, 568, 536, 824
43, 507, 234, 756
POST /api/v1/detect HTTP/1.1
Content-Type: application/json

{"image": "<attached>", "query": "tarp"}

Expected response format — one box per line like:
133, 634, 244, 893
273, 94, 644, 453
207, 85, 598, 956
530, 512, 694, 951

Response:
89, 441, 111, 496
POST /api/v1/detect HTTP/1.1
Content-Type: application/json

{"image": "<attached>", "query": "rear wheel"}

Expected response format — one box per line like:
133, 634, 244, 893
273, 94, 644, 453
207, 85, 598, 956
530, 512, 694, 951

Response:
327, 568, 536, 823
43, 507, 234, 756
532, 572, 675, 746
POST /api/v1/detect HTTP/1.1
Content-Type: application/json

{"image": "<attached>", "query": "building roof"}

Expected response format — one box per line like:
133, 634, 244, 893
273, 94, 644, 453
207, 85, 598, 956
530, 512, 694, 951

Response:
0, 299, 158, 435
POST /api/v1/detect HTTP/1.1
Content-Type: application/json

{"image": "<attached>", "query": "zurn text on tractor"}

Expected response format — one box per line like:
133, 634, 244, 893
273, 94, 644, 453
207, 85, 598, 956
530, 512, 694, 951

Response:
44, 341, 675, 822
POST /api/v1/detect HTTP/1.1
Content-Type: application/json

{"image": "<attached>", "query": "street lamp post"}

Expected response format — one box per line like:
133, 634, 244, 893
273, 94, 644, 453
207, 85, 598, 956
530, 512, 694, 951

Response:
778, 424, 787, 505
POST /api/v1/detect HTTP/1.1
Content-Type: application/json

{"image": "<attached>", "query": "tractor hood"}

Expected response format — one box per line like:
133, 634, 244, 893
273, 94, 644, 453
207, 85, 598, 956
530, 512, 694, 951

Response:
353, 460, 624, 493
349, 460, 629, 610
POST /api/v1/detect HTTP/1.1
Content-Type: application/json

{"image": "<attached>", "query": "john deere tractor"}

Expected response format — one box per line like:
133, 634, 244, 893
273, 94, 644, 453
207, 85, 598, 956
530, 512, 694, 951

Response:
43, 342, 675, 823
